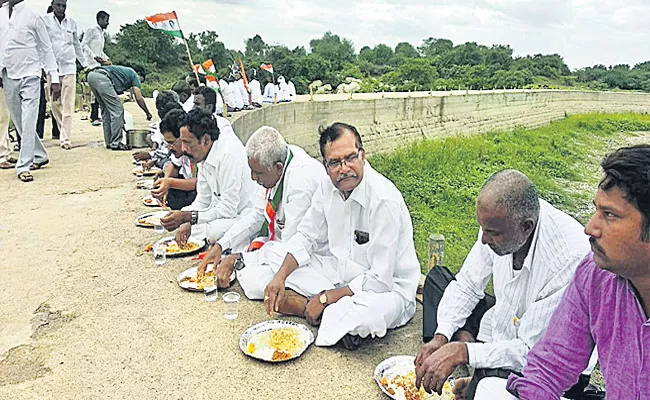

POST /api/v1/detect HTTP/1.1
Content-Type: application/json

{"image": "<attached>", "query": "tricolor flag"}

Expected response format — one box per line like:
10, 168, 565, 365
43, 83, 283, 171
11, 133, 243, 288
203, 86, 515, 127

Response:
202, 59, 216, 74
193, 64, 206, 74
260, 63, 274, 74
145, 12, 183, 38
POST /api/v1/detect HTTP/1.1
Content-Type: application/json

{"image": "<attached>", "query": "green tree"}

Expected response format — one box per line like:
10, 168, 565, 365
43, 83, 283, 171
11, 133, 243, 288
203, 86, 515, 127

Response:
309, 32, 356, 71
395, 42, 420, 59
245, 34, 268, 59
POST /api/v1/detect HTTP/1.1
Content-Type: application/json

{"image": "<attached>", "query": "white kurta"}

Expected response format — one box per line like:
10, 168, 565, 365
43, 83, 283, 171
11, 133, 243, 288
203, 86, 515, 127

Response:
262, 83, 275, 103
284, 164, 421, 346
249, 79, 263, 104
41, 14, 87, 76
225, 145, 325, 295
181, 123, 263, 243
228, 81, 244, 109
236, 79, 249, 107
219, 80, 236, 109
81, 24, 108, 70
436, 199, 590, 372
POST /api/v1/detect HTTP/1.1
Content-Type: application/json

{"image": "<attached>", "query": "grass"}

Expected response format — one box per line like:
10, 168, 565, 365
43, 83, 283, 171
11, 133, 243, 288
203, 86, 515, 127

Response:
370, 113, 650, 275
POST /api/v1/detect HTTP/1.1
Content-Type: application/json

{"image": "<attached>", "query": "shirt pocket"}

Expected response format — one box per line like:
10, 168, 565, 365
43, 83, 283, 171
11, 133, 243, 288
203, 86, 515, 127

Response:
350, 231, 370, 268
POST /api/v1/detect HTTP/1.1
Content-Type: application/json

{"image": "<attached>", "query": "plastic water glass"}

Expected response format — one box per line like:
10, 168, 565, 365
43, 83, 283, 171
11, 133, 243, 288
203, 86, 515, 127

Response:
153, 243, 166, 265
153, 218, 164, 234
222, 292, 240, 320
203, 281, 219, 303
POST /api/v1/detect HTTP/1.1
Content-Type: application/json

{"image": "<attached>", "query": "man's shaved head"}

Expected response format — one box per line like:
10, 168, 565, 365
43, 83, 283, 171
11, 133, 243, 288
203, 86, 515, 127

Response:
478, 169, 540, 223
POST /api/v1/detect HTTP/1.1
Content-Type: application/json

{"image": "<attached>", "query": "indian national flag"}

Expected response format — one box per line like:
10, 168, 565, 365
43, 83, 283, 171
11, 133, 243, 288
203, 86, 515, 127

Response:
145, 12, 183, 38
260, 63, 274, 74
202, 59, 216, 74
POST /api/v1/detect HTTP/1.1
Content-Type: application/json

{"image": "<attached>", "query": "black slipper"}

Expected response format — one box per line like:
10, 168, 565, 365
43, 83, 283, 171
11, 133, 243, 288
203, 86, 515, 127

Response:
111, 143, 131, 151
340, 334, 362, 350
30, 159, 49, 170
18, 171, 34, 182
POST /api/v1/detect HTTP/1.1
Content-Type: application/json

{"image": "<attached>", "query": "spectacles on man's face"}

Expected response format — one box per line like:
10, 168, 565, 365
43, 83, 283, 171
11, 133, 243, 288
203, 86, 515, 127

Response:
325, 148, 363, 171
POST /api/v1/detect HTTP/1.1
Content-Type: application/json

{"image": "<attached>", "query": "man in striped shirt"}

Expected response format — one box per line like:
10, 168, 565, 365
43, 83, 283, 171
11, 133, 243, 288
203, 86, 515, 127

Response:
416, 170, 591, 398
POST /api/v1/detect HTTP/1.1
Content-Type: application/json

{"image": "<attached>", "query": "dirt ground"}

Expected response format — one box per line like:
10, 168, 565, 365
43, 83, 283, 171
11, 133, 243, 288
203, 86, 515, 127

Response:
0, 100, 424, 400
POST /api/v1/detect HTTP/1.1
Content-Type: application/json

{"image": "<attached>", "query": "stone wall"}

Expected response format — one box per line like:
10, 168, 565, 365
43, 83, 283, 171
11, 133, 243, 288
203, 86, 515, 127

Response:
232, 90, 650, 157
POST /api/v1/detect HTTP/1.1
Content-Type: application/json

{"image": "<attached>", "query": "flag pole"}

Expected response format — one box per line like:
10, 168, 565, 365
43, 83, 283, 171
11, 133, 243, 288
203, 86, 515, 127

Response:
173, 11, 200, 85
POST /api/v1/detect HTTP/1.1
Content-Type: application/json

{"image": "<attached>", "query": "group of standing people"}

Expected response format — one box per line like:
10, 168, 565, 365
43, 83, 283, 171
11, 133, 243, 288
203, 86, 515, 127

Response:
0, 0, 152, 182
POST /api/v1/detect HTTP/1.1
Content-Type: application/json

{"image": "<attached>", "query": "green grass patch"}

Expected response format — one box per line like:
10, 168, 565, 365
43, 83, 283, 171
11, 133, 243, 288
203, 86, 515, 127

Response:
371, 113, 650, 275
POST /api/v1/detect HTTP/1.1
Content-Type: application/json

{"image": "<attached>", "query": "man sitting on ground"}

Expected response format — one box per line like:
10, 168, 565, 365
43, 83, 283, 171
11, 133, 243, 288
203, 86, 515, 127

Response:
86, 64, 152, 150
191, 86, 237, 140
160, 109, 261, 245
415, 170, 591, 399
132, 90, 180, 168
196, 126, 324, 295
500, 145, 650, 400
262, 122, 421, 350
151, 109, 197, 210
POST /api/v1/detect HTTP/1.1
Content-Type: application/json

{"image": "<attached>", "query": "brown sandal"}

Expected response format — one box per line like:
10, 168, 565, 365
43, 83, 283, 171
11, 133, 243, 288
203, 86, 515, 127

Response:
30, 159, 49, 170
18, 171, 34, 182
0, 161, 13, 169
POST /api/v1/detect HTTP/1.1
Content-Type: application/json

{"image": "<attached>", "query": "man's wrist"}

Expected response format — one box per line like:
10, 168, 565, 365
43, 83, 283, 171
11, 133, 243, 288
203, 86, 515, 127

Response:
455, 342, 469, 365
434, 333, 449, 344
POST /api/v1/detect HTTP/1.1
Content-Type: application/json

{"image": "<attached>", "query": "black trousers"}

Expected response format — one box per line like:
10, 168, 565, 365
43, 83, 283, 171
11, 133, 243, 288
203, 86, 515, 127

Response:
422, 266, 593, 400
166, 188, 197, 210
90, 100, 100, 121
36, 79, 59, 140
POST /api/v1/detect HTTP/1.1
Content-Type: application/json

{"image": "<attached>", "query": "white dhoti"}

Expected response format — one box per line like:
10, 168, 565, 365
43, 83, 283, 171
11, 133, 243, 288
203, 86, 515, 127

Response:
474, 377, 570, 400
236, 247, 416, 347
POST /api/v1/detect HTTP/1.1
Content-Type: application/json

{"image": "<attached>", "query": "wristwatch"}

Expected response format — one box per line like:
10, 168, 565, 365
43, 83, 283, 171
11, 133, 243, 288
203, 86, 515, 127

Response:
319, 291, 329, 307
233, 253, 245, 271
190, 211, 198, 225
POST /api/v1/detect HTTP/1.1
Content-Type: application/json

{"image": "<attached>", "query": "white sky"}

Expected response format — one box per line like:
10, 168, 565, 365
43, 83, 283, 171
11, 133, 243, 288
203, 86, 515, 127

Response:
26, 0, 650, 70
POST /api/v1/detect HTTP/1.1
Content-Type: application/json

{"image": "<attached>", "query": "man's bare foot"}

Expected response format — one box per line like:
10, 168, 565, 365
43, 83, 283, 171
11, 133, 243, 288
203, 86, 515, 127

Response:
452, 329, 476, 343
276, 290, 308, 317
453, 377, 472, 400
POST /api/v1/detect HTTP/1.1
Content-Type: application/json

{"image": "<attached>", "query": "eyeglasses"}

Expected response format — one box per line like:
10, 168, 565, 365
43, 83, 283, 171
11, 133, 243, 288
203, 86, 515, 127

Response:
325, 148, 363, 170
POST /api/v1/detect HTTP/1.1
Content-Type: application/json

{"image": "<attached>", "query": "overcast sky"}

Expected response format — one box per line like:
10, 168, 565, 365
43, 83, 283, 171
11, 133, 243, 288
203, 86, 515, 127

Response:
27, 0, 650, 70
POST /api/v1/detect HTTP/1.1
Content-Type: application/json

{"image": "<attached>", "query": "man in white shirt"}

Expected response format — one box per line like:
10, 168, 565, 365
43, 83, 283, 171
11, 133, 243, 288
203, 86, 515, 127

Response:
160, 108, 262, 246
228, 79, 244, 111
81, 10, 109, 125
172, 80, 194, 113
219, 78, 237, 112
414, 170, 591, 398
0, 0, 61, 182
247, 69, 263, 108
0, 0, 11, 170
235, 73, 250, 109
263, 122, 421, 349
196, 126, 324, 297
42, 0, 87, 150
262, 81, 276, 103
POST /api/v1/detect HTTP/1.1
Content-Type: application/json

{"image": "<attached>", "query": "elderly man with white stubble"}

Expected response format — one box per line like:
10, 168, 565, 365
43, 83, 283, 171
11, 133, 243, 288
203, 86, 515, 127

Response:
196, 126, 324, 297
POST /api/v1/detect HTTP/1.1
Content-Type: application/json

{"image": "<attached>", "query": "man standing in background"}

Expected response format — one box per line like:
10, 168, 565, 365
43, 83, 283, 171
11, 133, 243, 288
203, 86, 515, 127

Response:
42, 0, 88, 150
0, 0, 61, 182
82, 10, 110, 126
0, 0, 14, 169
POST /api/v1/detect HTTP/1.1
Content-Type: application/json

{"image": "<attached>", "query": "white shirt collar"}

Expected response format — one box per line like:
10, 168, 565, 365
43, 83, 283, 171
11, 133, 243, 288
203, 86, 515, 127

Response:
330, 162, 369, 208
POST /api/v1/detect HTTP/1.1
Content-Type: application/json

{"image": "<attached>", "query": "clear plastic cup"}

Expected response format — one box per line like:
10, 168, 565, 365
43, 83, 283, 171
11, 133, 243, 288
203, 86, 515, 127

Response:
204, 283, 219, 302
153, 243, 166, 265
153, 218, 164, 234
222, 292, 240, 320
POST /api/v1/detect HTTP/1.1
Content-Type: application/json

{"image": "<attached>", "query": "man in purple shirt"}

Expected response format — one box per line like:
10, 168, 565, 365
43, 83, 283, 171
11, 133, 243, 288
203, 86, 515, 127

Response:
494, 144, 650, 399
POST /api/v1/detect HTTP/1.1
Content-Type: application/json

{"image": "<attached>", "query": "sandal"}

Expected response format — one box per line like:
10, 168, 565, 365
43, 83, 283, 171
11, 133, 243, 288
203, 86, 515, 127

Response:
18, 171, 34, 182
7, 156, 17, 164
30, 159, 49, 170
340, 334, 362, 350
110, 143, 131, 151
0, 161, 13, 169
61, 143, 72, 150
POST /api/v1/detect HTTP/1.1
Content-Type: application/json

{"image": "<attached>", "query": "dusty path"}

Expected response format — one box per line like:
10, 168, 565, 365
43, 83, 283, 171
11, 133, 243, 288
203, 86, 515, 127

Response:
0, 101, 423, 399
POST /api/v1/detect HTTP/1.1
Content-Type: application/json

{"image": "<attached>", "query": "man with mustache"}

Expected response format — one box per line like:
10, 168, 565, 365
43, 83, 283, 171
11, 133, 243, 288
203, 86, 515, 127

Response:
195, 125, 324, 296
263, 122, 421, 350
160, 109, 262, 246
499, 145, 650, 399
415, 170, 591, 399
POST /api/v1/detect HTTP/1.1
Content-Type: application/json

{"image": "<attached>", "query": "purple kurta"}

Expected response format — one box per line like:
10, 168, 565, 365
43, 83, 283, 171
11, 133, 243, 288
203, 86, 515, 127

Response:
507, 253, 650, 399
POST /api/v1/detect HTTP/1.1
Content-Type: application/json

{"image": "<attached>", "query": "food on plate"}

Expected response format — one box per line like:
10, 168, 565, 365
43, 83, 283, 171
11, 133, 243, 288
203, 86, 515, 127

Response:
164, 241, 201, 254
138, 216, 158, 227
247, 327, 303, 360
380, 371, 455, 400
179, 270, 215, 290
145, 197, 155, 205
144, 243, 153, 252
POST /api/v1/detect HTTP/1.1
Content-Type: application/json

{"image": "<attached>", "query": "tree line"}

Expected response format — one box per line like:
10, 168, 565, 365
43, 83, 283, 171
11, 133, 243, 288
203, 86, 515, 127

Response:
104, 20, 650, 96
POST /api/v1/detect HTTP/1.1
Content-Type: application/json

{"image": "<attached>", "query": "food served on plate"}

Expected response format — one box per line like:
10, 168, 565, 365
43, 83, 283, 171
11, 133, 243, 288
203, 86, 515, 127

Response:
164, 241, 201, 254
136, 180, 154, 189
138, 215, 161, 227
379, 371, 455, 400
179, 270, 216, 291
246, 327, 303, 361
132, 166, 161, 176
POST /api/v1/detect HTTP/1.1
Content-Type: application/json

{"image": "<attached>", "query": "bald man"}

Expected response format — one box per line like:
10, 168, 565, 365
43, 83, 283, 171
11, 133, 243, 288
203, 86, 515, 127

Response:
416, 170, 592, 399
